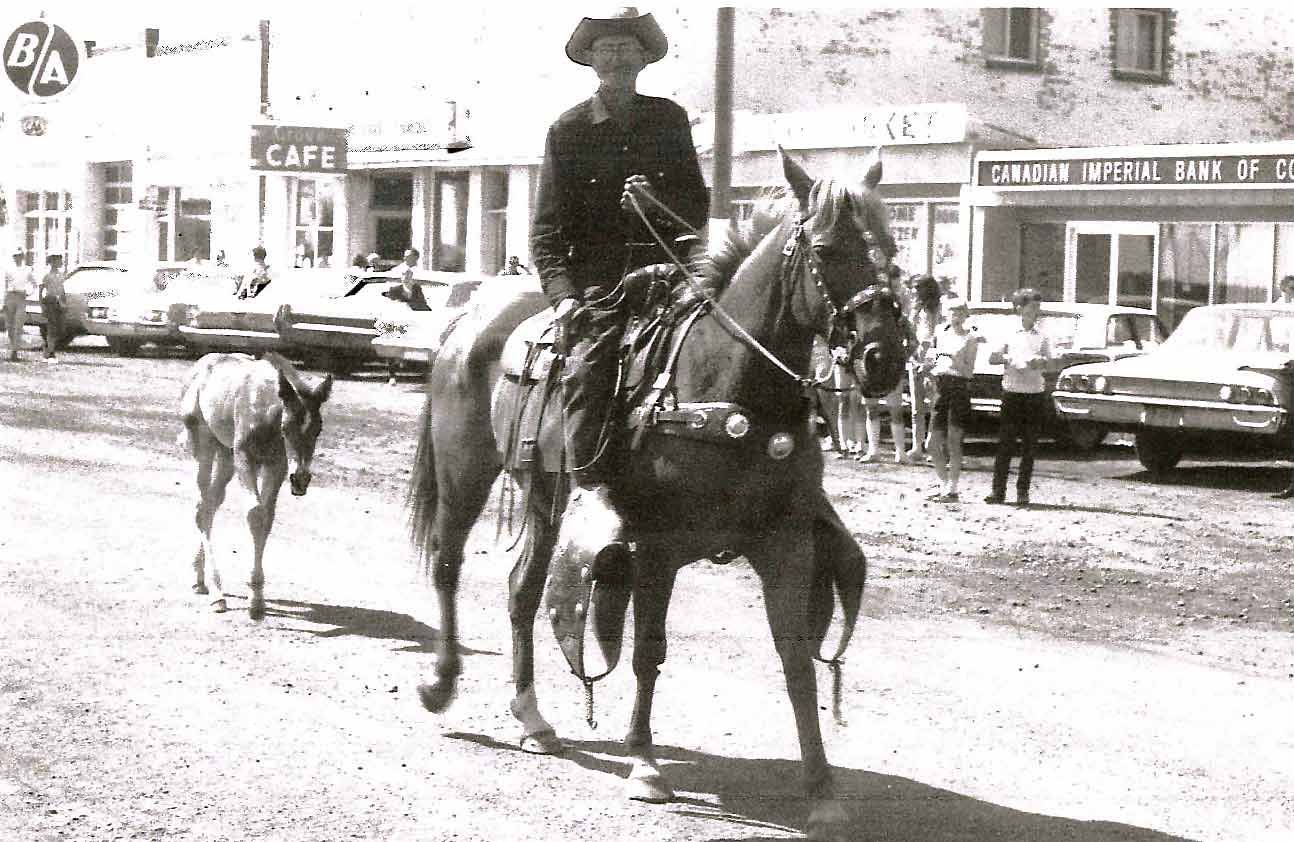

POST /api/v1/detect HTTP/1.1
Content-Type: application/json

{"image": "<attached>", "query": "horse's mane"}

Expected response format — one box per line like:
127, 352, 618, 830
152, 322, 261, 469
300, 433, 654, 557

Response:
693, 177, 893, 293
694, 188, 794, 293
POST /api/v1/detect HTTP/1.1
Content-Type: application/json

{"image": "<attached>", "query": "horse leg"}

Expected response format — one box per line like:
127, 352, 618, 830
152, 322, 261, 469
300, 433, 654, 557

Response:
507, 474, 562, 754
231, 448, 267, 621
749, 528, 848, 842
190, 432, 215, 595
202, 448, 236, 612
624, 551, 679, 803
417, 458, 498, 714
244, 459, 285, 622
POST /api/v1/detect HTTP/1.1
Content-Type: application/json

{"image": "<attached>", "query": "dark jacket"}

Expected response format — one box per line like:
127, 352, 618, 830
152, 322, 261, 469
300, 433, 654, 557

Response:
383, 283, 431, 311
530, 94, 709, 308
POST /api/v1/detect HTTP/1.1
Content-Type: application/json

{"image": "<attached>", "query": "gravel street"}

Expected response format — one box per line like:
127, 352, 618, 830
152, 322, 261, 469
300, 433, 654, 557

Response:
1, 342, 1291, 842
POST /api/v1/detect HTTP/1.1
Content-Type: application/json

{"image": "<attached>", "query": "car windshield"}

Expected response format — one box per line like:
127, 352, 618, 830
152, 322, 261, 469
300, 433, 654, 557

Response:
66, 266, 127, 292
1164, 308, 1294, 353
168, 269, 238, 297
1103, 314, 1164, 348
967, 313, 1080, 350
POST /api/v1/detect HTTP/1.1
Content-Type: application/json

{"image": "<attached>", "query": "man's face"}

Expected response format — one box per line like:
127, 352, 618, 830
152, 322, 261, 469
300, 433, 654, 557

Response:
589, 35, 646, 87
1018, 300, 1042, 328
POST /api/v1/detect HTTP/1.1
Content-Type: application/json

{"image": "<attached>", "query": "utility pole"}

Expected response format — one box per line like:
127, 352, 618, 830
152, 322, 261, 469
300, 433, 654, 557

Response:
257, 19, 270, 244
708, 7, 735, 240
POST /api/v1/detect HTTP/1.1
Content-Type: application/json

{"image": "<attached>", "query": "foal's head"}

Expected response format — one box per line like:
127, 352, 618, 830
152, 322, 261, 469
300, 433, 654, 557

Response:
781, 148, 908, 397
277, 372, 333, 496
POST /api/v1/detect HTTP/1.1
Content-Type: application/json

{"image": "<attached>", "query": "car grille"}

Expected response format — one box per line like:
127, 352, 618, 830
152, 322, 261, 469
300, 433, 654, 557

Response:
1101, 377, 1230, 402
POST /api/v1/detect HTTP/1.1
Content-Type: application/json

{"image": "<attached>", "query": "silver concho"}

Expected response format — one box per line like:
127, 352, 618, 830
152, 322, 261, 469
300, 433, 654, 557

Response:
724, 412, 751, 439
767, 432, 795, 460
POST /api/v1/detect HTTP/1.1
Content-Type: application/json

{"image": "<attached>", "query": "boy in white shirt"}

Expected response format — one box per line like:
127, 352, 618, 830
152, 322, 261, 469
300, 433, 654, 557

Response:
925, 296, 984, 502
985, 288, 1052, 507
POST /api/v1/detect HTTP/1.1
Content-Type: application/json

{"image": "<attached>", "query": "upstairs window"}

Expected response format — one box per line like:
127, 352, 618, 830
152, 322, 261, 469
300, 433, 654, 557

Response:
1113, 9, 1168, 82
983, 8, 1040, 69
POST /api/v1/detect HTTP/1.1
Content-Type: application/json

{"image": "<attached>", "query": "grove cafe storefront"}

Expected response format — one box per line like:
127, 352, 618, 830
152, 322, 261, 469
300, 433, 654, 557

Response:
968, 141, 1294, 330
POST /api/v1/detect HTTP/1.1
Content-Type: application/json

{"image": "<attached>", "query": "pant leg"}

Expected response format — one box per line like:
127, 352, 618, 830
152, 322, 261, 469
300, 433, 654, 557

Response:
560, 297, 627, 482
991, 392, 1023, 497
5, 293, 25, 354
1016, 393, 1045, 495
41, 298, 63, 356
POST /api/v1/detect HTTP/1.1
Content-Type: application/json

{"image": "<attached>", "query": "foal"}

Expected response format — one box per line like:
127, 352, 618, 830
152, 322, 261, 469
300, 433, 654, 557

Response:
179, 352, 332, 619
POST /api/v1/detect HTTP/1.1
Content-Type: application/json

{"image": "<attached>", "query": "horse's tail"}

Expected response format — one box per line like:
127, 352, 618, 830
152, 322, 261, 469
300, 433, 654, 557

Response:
810, 507, 867, 724
408, 389, 439, 573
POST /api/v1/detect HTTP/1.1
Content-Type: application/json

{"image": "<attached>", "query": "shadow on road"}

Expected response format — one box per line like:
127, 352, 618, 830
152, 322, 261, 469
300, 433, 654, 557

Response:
264, 599, 499, 657
1121, 464, 1290, 492
1016, 501, 1185, 519
443, 732, 1197, 842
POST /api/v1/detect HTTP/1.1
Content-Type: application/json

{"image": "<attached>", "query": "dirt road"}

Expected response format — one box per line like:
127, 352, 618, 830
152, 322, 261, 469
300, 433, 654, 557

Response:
1, 344, 1291, 841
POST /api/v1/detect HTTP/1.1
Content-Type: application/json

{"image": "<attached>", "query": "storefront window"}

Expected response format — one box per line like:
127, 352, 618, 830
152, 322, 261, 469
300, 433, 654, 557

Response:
1158, 223, 1211, 331
24, 191, 75, 268
293, 179, 336, 268
1015, 222, 1064, 302
1275, 224, 1294, 299
930, 203, 964, 295
435, 175, 468, 272
102, 162, 133, 261
371, 174, 413, 261
1214, 223, 1274, 305
886, 202, 924, 278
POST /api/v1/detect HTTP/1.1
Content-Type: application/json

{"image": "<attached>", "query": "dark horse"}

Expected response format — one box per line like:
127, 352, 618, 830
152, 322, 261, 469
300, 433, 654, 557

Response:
408, 149, 907, 840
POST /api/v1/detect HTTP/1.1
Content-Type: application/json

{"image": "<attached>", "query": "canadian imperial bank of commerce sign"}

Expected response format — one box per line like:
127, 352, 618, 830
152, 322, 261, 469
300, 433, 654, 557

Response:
978, 152, 1294, 190
250, 125, 347, 174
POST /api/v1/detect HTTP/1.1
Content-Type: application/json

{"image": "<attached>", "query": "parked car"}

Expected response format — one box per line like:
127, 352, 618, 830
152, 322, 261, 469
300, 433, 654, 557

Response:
1053, 303, 1294, 476
173, 268, 335, 356
84, 264, 233, 355
23, 262, 130, 347
371, 273, 523, 370
276, 271, 486, 375
963, 302, 1167, 450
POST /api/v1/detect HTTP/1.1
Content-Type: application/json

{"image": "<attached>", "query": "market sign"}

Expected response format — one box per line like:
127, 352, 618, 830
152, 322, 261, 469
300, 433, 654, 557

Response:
979, 152, 1294, 190
760, 102, 968, 150
250, 125, 347, 173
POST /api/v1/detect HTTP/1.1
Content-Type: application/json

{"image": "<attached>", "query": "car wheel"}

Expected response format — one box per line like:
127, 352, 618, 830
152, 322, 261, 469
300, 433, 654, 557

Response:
1058, 421, 1107, 452
106, 336, 142, 357
1135, 428, 1185, 478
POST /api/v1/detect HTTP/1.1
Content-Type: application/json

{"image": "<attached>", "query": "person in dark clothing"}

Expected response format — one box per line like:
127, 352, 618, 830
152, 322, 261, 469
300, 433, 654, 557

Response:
39, 253, 67, 361
530, 9, 709, 512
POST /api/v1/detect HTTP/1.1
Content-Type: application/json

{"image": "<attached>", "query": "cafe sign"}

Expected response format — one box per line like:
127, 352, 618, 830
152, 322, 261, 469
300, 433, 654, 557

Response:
979, 151, 1294, 190
250, 124, 347, 173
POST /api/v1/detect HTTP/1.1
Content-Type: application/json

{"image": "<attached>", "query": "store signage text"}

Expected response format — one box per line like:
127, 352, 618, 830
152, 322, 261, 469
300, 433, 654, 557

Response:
980, 153, 1294, 189
767, 102, 967, 149
250, 125, 347, 173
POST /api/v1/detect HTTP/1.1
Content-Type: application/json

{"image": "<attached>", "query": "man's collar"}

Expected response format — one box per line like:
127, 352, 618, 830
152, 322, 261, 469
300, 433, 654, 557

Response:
590, 92, 639, 125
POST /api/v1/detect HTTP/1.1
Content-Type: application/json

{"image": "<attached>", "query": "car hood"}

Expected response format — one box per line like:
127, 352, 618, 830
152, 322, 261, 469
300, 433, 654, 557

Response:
973, 347, 1143, 376
1063, 350, 1294, 385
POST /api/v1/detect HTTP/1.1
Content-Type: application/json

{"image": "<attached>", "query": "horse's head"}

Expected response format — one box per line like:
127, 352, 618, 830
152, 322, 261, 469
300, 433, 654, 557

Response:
780, 147, 908, 398
277, 372, 333, 496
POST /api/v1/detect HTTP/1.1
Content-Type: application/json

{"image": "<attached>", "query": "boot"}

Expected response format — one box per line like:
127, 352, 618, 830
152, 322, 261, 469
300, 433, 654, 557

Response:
1272, 477, 1294, 499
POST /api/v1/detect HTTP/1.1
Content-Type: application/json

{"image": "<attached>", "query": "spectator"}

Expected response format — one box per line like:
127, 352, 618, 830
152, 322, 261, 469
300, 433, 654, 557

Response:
365, 252, 382, 272
985, 287, 1051, 507
352, 253, 368, 271
236, 246, 272, 299
39, 252, 67, 362
395, 248, 420, 281
856, 263, 912, 463
906, 274, 942, 462
499, 255, 532, 276
925, 296, 984, 502
3, 246, 33, 361
1277, 275, 1294, 304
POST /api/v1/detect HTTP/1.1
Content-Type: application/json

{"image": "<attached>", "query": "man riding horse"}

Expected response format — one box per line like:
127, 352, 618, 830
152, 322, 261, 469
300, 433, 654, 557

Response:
531, 8, 710, 532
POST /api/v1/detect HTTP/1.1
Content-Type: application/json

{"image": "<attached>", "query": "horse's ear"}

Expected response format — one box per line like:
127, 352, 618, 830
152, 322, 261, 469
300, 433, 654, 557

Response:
277, 371, 300, 407
778, 145, 813, 207
863, 147, 883, 190
314, 374, 333, 404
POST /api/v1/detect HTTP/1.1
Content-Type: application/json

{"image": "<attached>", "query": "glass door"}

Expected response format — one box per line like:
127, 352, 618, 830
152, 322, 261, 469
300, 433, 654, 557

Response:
1065, 222, 1158, 309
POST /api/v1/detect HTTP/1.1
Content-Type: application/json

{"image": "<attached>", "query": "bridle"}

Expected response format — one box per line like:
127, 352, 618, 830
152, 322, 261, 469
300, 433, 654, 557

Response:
628, 190, 897, 392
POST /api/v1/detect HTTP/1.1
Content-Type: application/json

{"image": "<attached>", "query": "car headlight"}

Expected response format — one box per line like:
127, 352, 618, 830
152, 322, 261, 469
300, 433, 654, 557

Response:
1092, 375, 1108, 394
1235, 386, 1252, 403
1218, 385, 1233, 401
87, 306, 109, 320
1057, 374, 1075, 391
184, 305, 200, 323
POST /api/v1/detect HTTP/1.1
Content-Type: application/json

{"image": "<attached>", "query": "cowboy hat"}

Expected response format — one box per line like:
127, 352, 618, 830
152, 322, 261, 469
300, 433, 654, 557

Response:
565, 8, 668, 66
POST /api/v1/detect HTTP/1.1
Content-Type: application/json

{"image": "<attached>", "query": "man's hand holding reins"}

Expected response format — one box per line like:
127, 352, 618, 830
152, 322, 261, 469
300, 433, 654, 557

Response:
621, 174, 656, 214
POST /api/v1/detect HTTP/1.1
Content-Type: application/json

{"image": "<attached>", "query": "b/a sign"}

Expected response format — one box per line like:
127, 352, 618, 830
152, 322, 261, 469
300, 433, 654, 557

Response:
4, 20, 85, 99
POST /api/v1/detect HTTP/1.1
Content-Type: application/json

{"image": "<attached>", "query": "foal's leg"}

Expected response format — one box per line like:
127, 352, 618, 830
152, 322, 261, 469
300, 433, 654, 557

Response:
624, 549, 679, 802
231, 446, 268, 621
190, 432, 215, 595
507, 475, 562, 754
749, 525, 848, 841
201, 448, 236, 612
244, 458, 286, 622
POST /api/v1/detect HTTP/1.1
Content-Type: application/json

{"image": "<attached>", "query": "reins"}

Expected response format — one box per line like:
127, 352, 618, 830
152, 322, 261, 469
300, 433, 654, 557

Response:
626, 190, 875, 394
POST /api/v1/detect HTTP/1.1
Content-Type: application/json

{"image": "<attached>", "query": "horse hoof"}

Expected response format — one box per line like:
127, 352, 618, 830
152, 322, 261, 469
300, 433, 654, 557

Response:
519, 729, 564, 755
211, 598, 228, 613
417, 680, 457, 713
248, 598, 266, 623
626, 770, 674, 803
806, 800, 850, 841
192, 583, 209, 595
